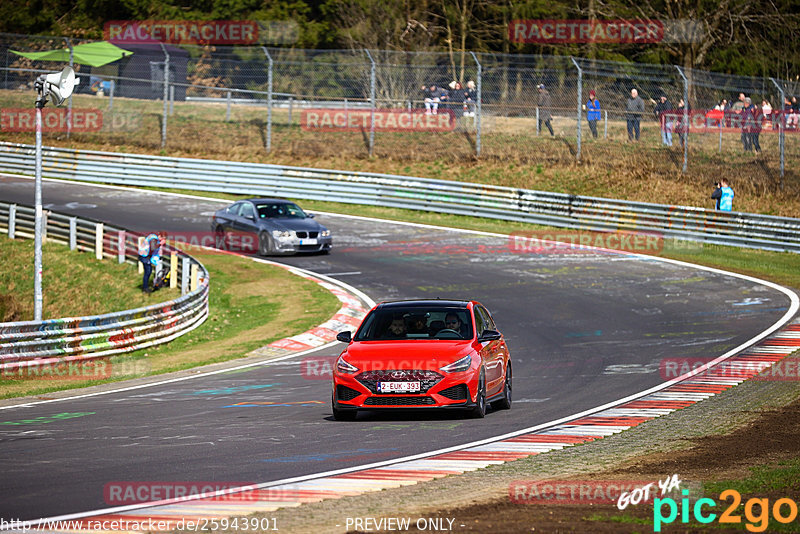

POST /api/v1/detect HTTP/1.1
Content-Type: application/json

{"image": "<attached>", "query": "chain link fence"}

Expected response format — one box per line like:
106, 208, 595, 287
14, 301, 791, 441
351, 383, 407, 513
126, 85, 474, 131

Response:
1, 32, 797, 189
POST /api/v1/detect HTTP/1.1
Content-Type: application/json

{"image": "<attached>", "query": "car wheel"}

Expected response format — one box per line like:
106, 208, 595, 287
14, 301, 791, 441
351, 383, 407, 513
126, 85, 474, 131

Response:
332, 393, 357, 421
469, 369, 487, 419
258, 232, 274, 256
492, 362, 512, 411
214, 226, 226, 250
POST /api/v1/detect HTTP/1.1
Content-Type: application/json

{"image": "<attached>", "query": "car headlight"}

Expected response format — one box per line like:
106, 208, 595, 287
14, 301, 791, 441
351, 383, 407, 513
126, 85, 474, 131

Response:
321, 230, 331, 237
440, 354, 472, 373
336, 355, 359, 374
272, 230, 292, 239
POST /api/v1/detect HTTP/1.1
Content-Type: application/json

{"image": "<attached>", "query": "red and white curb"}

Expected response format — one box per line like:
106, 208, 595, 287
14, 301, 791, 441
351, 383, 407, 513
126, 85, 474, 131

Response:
25, 318, 799, 532
246, 262, 370, 356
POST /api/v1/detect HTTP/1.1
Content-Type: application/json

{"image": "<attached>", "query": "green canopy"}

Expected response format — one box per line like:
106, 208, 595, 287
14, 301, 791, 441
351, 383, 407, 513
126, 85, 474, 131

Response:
11, 41, 133, 68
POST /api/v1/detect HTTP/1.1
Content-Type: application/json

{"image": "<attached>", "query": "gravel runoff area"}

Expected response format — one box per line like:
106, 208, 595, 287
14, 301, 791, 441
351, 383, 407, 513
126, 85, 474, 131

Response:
257, 350, 800, 533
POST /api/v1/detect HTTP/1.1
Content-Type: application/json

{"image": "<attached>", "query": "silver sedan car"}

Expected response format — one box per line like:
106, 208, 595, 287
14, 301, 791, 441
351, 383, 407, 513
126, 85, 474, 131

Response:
211, 198, 332, 255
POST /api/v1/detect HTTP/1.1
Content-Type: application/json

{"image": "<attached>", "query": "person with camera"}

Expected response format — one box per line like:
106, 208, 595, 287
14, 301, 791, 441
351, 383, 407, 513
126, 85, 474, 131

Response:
711, 179, 734, 211
138, 231, 166, 293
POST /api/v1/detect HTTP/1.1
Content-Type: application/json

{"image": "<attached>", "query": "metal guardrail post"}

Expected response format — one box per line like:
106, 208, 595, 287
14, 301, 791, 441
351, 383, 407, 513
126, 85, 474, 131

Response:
170, 252, 178, 289
226, 91, 232, 121
69, 217, 76, 250
470, 52, 482, 157
182, 256, 190, 295
159, 43, 169, 149
261, 47, 273, 153
95, 223, 104, 260
8, 204, 15, 238
675, 66, 688, 173
117, 230, 125, 263
364, 49, 376, 157
571, 57, 582, 161
770, 78, 785, 188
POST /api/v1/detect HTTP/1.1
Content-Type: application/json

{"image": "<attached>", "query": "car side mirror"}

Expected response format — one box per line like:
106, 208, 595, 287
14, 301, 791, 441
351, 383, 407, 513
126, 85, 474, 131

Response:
478, 329, 501, 342
307, 213, 315, 218
336, 331, 352, 343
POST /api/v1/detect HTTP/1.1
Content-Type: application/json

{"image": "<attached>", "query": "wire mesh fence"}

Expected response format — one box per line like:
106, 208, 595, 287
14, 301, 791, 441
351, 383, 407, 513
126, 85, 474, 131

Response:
0, 31, 797, 190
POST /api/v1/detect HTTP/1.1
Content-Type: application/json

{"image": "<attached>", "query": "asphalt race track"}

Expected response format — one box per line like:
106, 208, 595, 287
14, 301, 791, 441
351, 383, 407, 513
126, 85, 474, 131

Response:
0, 174, 794, 521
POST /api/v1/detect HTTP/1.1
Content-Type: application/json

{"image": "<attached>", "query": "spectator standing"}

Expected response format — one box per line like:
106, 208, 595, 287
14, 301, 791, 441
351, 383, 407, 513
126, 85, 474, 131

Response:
654, 94, 673, 146
761, 99, 772, 125
675, 98, 688, 148
625, 88, 645, 141
731, 92, 746, 112
787, 97, 800, 129
744, 97, 762, 153
537, 84, 554, 136
584, 89, 600, 138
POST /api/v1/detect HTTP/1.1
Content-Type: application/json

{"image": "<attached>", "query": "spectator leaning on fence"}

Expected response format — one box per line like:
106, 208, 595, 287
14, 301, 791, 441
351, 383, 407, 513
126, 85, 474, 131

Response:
584, 90, 600, 138
463, 80, 477, 117
626, 88, 645, 141
422, 84, 439, 115
654, 94, 673, 146
537, 84, 555, 136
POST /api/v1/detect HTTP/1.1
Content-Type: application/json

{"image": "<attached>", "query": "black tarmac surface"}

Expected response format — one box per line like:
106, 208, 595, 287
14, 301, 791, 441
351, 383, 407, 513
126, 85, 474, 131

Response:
0, 175, 793, 521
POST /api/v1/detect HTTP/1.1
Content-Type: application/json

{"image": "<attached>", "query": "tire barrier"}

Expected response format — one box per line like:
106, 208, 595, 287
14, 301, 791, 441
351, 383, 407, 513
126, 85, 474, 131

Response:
0, 201, 209, 371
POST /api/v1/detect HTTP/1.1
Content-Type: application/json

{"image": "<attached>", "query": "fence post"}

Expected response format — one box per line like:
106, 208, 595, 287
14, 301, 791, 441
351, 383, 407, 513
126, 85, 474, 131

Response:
95, 223, 104, 260
170, 252, 178, 289
159, 43, 170, 149
169, 85, 174, 115
604, 110, 608, 138
42, 211, 48, 244
571, 57, 582, 161
288, 97, 293, 125
8, 204, 15, 238
261, 47, 273, 153
64, 37, 73, 139
226, 90, 232, 121
108, 80, 114, 110
138, 236, 145, 274
181, 256, 190, 294
69, 217, 76, 250
675, 66, 689, 173
117, 230, 126, 263
470, 52, 482, 157
536, 107, 540, 135
364, 49, 376, 157
770, 78, 785, 188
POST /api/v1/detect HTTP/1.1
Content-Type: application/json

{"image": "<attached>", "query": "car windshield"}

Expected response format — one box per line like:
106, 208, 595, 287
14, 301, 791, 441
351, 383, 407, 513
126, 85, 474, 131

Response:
256, 202, 307, 219
354, 306, 473, 341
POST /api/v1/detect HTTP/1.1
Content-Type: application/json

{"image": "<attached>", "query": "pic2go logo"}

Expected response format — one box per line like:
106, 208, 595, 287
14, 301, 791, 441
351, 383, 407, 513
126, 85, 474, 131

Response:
654, 489, 800, 532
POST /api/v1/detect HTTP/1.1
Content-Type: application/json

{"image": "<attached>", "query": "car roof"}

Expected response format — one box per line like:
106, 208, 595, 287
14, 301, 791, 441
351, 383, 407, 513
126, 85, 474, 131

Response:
377, 299, 471, 309
246, 198, 295, 205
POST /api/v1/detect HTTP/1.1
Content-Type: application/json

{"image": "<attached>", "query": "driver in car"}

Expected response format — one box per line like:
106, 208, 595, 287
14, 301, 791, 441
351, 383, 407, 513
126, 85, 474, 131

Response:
444, 313, 468, 338
383, 315, 407, 339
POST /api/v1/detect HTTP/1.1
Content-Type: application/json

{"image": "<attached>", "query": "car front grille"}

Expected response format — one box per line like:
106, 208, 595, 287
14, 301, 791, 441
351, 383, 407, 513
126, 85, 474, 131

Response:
296, 231, 307, 238
356, 369, 444, 394
438, 384, 469, 400
363, 396, 436, 406
336, 385, 361, 401
298, 244, 321, 251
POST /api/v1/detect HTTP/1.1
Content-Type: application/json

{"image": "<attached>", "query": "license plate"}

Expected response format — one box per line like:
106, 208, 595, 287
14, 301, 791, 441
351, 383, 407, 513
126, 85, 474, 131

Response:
298, 238, 318, 245
378, 381, 420, 393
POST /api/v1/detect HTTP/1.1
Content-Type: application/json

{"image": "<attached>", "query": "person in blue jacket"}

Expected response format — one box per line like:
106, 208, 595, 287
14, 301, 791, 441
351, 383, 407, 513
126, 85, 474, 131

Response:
138, 231, 166, 293
711, 179, 734, 211
585, 90, 601, 138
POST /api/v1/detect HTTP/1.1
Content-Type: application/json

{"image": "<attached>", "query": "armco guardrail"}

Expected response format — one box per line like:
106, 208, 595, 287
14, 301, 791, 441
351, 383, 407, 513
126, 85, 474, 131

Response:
0, 201, 209, 370
1, 142, 799, 253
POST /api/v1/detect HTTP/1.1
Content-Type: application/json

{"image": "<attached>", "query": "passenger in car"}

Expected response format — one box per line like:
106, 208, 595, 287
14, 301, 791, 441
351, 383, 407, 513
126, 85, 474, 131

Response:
407, 315, 428, 334
428, 320, 445, 336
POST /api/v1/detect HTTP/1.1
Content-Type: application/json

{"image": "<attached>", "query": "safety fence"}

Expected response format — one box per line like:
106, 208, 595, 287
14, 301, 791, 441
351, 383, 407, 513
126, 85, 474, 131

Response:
1, 142, 798, 253
0, 200, 209, 370
1, 33, 797, 188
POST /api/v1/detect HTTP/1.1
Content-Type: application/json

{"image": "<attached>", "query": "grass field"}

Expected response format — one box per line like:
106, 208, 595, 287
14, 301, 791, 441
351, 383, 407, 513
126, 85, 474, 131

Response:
0, 238, 340, 399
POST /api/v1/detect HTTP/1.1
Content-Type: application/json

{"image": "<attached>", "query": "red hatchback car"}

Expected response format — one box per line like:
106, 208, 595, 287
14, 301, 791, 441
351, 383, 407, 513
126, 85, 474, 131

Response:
332, 300, 512, 420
